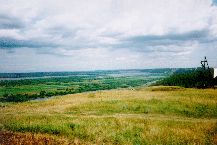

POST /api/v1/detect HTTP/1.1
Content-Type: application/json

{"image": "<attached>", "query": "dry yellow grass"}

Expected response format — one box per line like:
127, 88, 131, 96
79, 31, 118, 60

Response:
1, 86, 217, 144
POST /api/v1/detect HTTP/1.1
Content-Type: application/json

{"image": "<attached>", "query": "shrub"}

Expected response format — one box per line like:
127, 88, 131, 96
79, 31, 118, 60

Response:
4, 94, 26, 102
40, 91, 46, 96
68, 123, 76, 131
46, 92, 54, 97
3, 93, 9, 99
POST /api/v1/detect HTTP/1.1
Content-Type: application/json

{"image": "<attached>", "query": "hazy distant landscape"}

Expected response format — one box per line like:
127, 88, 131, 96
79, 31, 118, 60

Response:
0, 69, 172, 102
0, 67, 215, 103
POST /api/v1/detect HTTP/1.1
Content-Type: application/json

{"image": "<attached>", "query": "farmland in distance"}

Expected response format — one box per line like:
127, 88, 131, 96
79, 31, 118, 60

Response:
0, 69, 169, 102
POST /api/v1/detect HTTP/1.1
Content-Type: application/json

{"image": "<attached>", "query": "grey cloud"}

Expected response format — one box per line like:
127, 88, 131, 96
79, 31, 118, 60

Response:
167, 30, 209, 41
0, 38, 27, 48
99, 30, 124, 38
114, 29, 210, 52
44, 26, 78, 39
123, 29, 209, 43
7, 49, 15, 53
0, 14, 25, 29
0, 27, 212, 56
61, 30, 77, 39
34, 47, 63, 56
0, 37, 60, 50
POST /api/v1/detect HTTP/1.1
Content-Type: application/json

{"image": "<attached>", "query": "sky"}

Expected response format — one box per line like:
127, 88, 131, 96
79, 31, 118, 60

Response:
1, 0, 217, 73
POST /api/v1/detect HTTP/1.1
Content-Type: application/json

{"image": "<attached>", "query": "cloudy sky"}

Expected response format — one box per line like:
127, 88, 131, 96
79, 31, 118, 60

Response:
1, 0, 217, 73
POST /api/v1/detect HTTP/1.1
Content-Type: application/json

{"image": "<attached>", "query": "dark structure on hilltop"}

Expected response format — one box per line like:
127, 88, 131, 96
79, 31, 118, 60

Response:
200, 57, 216, 89
153, 57, 216, 89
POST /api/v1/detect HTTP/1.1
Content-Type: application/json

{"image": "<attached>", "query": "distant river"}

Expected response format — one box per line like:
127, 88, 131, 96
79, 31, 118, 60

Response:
108, 72, 154, 77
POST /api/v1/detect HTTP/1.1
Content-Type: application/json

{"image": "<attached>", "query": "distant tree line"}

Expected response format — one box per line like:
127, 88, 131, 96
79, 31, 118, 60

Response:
0, 71, 105, 78
0, 76, 88, 87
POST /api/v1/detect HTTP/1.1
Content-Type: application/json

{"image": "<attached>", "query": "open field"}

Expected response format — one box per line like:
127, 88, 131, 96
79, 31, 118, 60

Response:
1, 86, 217, 144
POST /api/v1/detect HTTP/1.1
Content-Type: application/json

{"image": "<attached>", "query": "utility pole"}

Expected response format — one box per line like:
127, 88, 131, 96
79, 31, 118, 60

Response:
200, 56, 212, 89
201, 57, 206, 89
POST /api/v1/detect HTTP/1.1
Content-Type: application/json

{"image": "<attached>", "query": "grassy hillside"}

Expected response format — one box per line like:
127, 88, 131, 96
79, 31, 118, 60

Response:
1, 86, 217, 144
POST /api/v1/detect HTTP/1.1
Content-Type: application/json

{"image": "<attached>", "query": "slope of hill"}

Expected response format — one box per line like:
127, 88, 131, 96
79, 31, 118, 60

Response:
1, 86, 216, 144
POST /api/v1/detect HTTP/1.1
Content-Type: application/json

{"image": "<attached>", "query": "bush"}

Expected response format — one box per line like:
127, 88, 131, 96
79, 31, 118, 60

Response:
3, 93, 9, 99
46, 92, 54, 97
68, 123, 76, 131
40, 91, 46, 96
4, 94, 26, 102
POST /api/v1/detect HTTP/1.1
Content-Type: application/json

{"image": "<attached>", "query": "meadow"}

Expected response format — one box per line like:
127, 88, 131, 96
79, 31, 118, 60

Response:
1, 86, 217, 144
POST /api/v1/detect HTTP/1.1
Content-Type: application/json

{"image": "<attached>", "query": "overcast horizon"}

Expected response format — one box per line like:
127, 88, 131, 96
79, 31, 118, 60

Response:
1, 0, 217, 73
